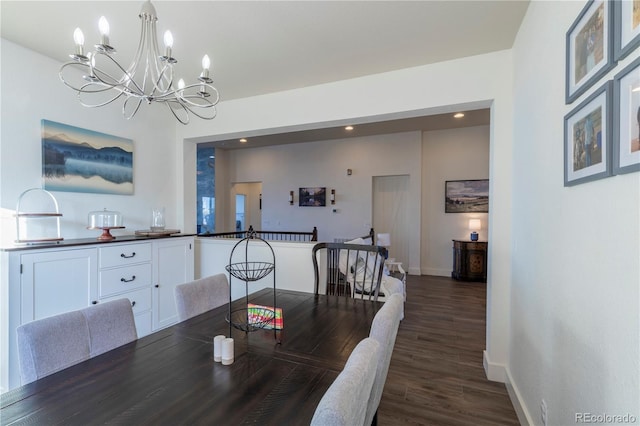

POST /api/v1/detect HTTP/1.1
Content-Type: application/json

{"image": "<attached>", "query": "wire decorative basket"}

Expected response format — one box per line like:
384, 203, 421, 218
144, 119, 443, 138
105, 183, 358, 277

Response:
226, 233, 279, 341
226, 262, 274, 281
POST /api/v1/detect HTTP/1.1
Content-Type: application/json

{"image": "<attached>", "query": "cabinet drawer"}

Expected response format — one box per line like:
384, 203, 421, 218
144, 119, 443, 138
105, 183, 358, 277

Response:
100, 243, 152, 268
99, 264, 151, 297
99, 287, 152, 316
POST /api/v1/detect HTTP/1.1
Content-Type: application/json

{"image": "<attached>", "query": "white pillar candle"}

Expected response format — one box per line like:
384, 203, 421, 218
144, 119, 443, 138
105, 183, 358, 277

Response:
213, 335, 226, 362
221, 337, 234, 365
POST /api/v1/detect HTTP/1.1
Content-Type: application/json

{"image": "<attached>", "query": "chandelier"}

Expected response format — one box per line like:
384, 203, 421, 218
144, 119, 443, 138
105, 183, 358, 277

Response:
59, 0, 219, 125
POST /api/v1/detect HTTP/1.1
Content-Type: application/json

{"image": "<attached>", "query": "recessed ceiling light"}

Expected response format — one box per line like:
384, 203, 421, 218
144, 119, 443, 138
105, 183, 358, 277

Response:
453, 113, 465, 118
345, 126, 354, 131
239, 138, 247, 143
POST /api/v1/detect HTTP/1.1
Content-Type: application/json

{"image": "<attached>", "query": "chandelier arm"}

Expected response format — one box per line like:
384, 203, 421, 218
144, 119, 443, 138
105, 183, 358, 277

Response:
176, 83, 220, 107
125, 12, 149, 82
122, 96, 144, 120
183, 104, 217, 121
77, 83, 126, 108
60, 62, 132, 102
96, 53, 146, 96
178, 94, 217, 108
59, 62, 92, 91
149, 20, 172, 92
148, 63, 174, 99
165, 101, 190, 125
167, 95, 217, 120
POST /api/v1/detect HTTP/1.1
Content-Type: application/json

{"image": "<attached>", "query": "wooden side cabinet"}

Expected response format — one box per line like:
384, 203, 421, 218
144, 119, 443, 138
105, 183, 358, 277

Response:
452, 240, 487, 282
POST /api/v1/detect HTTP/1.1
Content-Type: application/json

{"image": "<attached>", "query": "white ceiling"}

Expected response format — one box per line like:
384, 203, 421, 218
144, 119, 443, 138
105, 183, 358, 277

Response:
1, 0, 529, 147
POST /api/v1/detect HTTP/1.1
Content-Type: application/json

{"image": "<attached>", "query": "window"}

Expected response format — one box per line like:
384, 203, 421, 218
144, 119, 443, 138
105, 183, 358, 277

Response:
197, 146, 215, 234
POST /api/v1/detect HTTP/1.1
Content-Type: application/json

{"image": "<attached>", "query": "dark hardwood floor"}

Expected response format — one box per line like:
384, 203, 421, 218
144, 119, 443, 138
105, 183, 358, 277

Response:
378, 275, 520, 425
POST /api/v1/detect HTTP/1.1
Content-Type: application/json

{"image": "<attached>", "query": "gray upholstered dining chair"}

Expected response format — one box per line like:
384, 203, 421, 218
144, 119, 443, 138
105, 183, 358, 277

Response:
81, 298, 138, 357
365, 293, 404, 426
380, 276, 405, 319
310, 337, 381, 426
174, 273, 230, 321
16, 310, 91, 384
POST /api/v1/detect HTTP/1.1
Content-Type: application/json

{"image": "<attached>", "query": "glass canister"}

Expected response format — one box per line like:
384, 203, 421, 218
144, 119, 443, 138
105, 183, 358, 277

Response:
151, 207, 165, 231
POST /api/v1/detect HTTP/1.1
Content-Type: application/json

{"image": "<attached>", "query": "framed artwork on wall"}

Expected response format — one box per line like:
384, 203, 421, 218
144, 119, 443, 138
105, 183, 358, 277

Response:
42, 120, 134, 195
613, 56, 640, 174
566, 0, 615, 104
564, 81, 613, 186
613, 0, 640, 60
299, 187, 326, 207
444, 179, 489, 213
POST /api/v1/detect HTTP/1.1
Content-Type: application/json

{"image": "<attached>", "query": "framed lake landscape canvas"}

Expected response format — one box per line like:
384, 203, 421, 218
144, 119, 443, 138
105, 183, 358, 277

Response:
445, 180, 489, 213
42, 120, 133, 195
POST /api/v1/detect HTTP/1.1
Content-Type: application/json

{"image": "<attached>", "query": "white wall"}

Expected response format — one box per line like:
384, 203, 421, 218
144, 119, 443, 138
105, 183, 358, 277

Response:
196, 238, 315, 301
509, 2, 639, 424
0, 40, 178, 244
225, 131, 423, 274
422, 126, 490, 276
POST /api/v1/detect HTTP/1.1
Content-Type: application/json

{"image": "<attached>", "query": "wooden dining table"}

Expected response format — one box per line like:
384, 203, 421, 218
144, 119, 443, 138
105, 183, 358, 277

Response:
0, 288, 381, 425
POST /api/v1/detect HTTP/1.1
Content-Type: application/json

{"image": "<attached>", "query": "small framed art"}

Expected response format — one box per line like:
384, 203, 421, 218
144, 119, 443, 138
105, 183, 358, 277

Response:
444, 179, 489, 213
299, 187, 326, 207
566, 0, 615, 104
613, 56, 640, 174
613, 0, 640, 61
564, 80, 613, 186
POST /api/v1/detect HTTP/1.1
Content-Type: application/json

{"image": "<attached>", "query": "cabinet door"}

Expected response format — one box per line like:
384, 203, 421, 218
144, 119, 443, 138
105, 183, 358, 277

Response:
21, 248, 98, 322
152, 237, 194, 330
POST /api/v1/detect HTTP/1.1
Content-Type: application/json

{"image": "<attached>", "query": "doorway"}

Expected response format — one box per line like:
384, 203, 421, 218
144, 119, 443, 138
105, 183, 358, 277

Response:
372, 175, 410, 268
231, 182, 262, 230
235, 194, 246, 231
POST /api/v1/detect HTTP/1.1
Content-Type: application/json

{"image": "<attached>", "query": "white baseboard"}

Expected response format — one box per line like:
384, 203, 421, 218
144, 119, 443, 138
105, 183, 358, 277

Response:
505, 368, 534, 426
408, 266, 423, 276
483, 350, 506, 382
483, 350, 534, 426
420, 267, 450, 277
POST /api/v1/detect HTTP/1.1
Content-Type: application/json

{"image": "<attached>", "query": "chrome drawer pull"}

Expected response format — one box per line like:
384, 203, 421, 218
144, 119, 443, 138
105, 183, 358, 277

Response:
120, 275, 136, 283
120, 252, 136, 258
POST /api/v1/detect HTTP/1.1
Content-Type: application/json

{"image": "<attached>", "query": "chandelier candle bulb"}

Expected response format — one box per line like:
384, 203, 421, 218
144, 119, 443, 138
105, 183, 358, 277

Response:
163, 31, 173, 59
200, 55, 211, 81
98, 17, 110, 46
73, 28, 85, 58
221, 338, 234, 365
213, 335, 225, 362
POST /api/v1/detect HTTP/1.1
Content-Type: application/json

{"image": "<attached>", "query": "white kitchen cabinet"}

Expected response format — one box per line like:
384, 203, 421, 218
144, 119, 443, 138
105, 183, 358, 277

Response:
5, 246, 98, 391
152, 237, 194, 330
1, 235, 195, 392
19, 248, 98, 324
